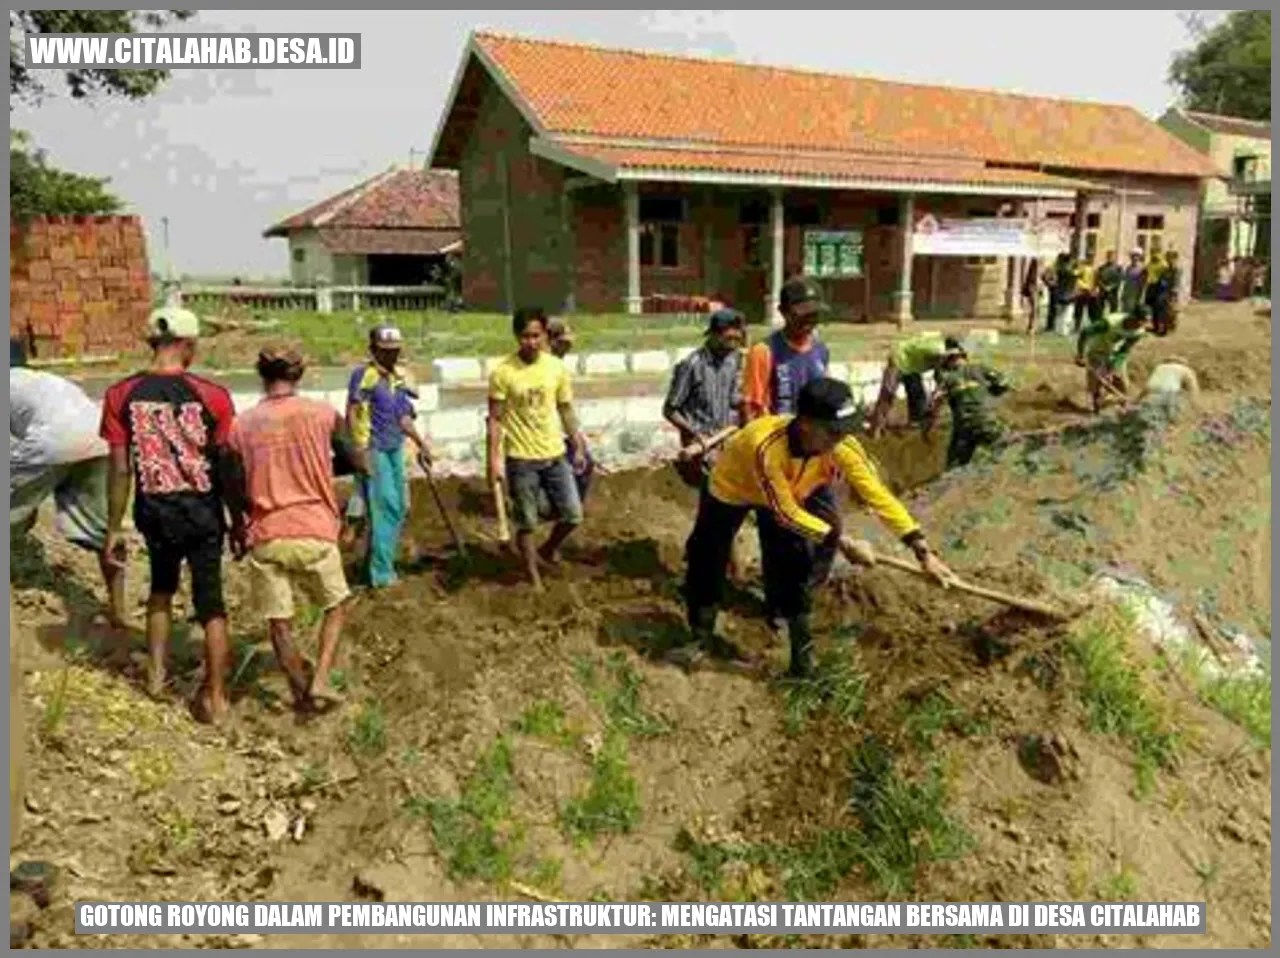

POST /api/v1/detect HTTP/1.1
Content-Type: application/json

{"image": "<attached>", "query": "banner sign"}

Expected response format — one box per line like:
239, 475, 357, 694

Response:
912, 214, 1069, 258
804, 230, 864, 278
75, 901, 1207, 936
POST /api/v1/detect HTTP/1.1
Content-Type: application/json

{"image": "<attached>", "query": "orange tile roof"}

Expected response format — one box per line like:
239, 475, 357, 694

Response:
466, 32, 1217, 179
550, 141, 1094, 192
264, 169, 458, 237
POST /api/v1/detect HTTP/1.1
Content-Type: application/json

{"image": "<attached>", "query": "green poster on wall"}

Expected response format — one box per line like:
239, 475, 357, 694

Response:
803, 230, 864, 278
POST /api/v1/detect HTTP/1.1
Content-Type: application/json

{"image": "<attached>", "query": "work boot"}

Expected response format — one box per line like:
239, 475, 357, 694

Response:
786, 615, 816, 680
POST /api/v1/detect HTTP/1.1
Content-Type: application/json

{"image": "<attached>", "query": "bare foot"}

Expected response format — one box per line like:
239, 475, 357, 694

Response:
307, 676, 345, 706
536, 545, 562, 568
146, 667, 167, 700
190, 687, 230, 725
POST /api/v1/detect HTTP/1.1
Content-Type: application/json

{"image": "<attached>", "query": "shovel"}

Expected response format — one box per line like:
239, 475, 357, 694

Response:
424, 470, 467, 558
857, 546, 1076, 621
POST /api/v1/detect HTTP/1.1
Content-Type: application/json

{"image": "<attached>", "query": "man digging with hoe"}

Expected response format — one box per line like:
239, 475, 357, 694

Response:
680, 377, 956, 678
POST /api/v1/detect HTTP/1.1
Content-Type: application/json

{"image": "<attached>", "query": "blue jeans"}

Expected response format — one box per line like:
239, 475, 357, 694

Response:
507, 456, 583, 533
360, 448, 408, 587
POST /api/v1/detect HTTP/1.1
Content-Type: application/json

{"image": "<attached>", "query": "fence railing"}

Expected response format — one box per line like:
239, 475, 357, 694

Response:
177, 284, 449, 314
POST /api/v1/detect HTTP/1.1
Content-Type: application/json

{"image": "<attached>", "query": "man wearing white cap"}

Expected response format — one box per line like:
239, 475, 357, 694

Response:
99, 306, 236, 722
345, 324, 431, 589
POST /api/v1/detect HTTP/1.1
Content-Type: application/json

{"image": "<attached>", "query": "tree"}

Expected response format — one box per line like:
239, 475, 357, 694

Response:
1169, 10, 1271, 120
10, 9, 195, 104
10, 130, 123, 221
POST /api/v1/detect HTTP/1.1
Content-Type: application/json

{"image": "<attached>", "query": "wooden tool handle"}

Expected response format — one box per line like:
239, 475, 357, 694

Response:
873, 553, 1072, 620
426, 472, 467, 556
492, 478, 511, 544
677, 426, 738, 461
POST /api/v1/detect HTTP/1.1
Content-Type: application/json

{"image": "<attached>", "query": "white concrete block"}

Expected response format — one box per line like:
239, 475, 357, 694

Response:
230, 392, 258, 413
325, 390, 350, 413
432, 357, 484, 384
624, 396, 665, 424
578, 398, 627, 430
965, 328, 1000, 348
673, 346, 697, 363
629, 350, 672, 375
856, 383, 881, 407
558, 353, 582, 375
827, 362, 851, 382
414, 383, 440, 412
481, 356, 507, 379
427, 408, 484, 442
849, 361, 884, 386
582, 352, 628, 376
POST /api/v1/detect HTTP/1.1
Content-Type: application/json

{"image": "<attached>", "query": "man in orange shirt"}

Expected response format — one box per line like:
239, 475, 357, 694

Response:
224, 346, 366, 712
739, 277, 837, 627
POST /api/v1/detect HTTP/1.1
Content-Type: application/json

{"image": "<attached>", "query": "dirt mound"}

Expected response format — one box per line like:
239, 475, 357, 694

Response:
10, 304, 1271, 949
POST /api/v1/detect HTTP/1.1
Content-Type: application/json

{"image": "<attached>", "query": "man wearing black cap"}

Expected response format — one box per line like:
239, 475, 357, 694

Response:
664, 307, 746, 487
682, 376, 955, 678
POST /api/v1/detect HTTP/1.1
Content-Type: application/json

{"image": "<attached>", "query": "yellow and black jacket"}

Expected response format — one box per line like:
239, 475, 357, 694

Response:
708, 415, 922, 544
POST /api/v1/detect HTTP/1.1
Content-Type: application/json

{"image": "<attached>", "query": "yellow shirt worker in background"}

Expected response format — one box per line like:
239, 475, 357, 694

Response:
681, 377, 955, 679
487, 307, 587, 591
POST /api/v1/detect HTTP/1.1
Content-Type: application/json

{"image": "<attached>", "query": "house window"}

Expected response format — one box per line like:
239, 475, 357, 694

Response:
1233, 154, 1259, 182
639, 195, 684, 269
742, 225, 764, 268
1135, 214, 1165, 256
964, 256, 999, 267
292, 247, 306, 264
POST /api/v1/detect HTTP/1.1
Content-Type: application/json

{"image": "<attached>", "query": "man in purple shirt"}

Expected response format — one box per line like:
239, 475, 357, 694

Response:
345, 326, 431, 588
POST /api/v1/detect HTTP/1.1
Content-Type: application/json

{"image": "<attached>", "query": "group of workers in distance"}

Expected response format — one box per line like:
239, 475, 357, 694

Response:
1025, 246, 1183, 338
9, 251, 1201, 719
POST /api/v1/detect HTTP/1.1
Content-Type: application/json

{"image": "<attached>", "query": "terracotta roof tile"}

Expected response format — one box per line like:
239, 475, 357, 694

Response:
471, 32, 1217, 179
1185, 110, 1272, 139
317, 227, 461, 256
264, 169, 459, 237
554, 141, 1094, 192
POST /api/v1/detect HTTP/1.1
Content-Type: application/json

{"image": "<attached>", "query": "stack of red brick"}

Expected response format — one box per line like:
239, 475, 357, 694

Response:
10, 215, 153, 359
642, 294, 720, 315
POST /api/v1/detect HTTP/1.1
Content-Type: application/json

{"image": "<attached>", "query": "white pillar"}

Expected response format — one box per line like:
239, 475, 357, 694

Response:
768, 187, 785, 328
891, 193, 915, 326
624, 182, 642, 315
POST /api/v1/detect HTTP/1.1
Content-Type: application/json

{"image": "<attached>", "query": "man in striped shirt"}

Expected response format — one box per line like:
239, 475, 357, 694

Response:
681, 377, 955, 678
663, 308, 745, 487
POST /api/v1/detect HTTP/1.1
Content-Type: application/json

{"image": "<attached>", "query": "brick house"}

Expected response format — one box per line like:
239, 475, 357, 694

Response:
264, 167, 460, 287
429, 33, 1216, 322
1157, 108, 1271, 293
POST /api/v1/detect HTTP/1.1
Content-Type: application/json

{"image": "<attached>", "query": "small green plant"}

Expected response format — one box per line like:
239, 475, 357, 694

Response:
299, 762, 328, 793
602, 653, 671, 738
781, 649, 867, 735
328, 668, 349, 693
1195, 670, 1271, 748
347, 700, 388, 758
418, 736, 519, 882
949, 934, 978, 949
900, 690, 989, 750
514, 699, 577, 747
1097, 863, 1140, 902
40, 665, 73, 740
522, 856, 563, 893
562, 729, 641, 843
1066, 606, 1183, 796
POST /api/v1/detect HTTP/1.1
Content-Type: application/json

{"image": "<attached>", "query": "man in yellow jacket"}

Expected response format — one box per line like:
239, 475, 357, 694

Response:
681, 377, 955, 678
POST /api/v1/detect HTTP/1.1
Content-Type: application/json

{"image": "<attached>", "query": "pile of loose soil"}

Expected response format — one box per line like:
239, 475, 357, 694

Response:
10, 302, 1271, 950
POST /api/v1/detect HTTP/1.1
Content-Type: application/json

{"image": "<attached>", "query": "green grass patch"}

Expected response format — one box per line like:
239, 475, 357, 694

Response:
561, 728, 642, 843
1193, 667, 1271, 748
1096, 863, 1140, 902
412, 736, 521, 883
347, 700, 388, 758
513, 699, 579, 748
899, 690, 990, 750
1066, 606, 1183, 796
780, 648, 867, 736
677, 738, 972, 899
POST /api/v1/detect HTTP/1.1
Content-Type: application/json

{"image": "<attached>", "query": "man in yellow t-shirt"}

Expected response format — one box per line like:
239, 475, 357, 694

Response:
682, 377, 956, 678
487, 307, 587, 590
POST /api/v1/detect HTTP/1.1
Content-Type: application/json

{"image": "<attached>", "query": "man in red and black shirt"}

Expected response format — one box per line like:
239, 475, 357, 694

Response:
100, 306, 236, 723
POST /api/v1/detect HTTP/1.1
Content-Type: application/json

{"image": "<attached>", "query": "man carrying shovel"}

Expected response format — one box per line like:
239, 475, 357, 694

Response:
681, 377, 955, 679
1075, 310, 1145, 414
925, 339, 1013, 469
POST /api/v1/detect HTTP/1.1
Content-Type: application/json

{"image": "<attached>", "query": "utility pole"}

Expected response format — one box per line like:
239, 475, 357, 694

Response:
161, 216, 174, 281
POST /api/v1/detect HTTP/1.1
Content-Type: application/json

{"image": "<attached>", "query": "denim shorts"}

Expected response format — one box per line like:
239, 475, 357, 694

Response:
507, 456, 584, 533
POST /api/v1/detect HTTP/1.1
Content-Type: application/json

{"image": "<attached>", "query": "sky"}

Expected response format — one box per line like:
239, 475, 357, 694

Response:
13, 9, 1216, 279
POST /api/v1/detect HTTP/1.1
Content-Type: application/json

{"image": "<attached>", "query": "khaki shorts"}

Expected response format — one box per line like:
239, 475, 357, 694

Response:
248, 539, 350, 622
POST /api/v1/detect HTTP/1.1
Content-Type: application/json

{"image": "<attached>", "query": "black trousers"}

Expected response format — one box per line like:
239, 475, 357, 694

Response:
687, 486, 839, 628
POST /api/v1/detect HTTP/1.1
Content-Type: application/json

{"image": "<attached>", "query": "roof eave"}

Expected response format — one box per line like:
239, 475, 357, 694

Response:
529, 137, 618, 182
612, 166, 1082, 198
